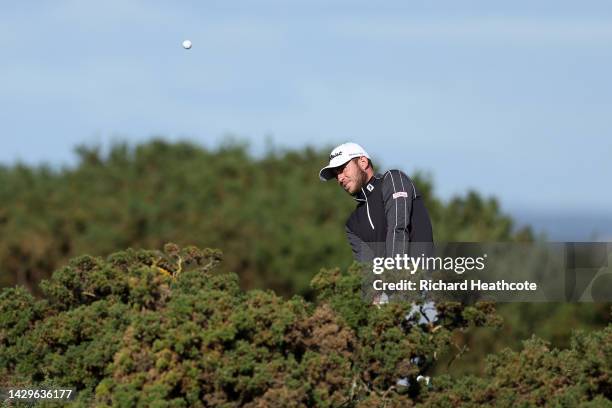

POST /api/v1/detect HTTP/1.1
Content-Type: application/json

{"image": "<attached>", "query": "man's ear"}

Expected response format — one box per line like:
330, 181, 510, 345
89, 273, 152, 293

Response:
357, 156, 369, 170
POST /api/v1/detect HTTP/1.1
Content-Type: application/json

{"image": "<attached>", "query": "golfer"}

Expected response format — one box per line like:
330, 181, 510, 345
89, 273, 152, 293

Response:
320, 142, 437, 386
319, 142, 434, 262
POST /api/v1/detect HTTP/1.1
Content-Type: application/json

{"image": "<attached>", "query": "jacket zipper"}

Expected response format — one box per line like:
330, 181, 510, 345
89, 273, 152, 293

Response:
362, 187, 375, 230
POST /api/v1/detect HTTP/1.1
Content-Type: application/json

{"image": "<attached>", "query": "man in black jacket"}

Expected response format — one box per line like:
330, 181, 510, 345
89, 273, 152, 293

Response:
319, 142, 434, 262
319, 142, 437, 385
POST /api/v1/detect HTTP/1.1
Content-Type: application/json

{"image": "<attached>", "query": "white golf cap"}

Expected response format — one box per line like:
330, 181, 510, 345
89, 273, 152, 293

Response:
319, 142, 370, 181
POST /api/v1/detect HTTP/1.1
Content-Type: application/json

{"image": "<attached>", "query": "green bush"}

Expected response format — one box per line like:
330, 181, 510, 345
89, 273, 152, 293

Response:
3, 245, 609, 407
0, 140, 529, 298
2, 140, 608, 403
420, 327, 612, 407
1, 244, 509, 407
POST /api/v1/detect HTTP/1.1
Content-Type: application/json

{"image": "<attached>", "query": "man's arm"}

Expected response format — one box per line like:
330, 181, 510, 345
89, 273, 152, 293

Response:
346, 224, 370, 262
381, 170, 416, 258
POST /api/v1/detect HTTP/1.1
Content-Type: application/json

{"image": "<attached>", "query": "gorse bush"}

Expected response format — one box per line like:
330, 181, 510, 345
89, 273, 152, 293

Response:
0, 244, 489, 407
1, 139, 608, 403
0, 140, 530, 297
1, 245, 609, 407
422, 328, 612, 407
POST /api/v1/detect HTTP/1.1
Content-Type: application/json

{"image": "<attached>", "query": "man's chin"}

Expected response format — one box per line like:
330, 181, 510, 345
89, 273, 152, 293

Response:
342, 183, 358, 195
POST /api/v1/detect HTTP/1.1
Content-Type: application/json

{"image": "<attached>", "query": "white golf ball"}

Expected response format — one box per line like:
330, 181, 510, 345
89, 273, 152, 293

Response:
182, 40, 192, 49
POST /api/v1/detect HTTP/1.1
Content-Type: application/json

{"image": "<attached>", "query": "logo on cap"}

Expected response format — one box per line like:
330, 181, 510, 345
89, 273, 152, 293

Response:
329, 151, 343, 160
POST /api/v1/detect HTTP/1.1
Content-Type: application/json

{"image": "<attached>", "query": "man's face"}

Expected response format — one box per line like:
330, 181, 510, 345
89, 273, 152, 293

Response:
335, 158, 368, 195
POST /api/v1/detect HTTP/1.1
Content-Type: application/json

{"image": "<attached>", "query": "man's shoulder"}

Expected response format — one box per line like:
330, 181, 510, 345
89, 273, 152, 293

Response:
381, 169, 409, 178
381, 169, 412, 186
380, 170, 417, 197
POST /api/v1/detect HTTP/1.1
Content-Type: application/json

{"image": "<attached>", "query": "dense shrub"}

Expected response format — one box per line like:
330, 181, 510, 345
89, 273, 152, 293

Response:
3, 244, 609, 407
2, 140, 608, 400
0, 140, 529, 297
1, 244, 508, 407
420, 327, 612, 407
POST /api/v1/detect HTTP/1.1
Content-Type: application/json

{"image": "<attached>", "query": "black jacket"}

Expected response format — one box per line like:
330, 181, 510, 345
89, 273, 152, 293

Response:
345, 170, 433, 261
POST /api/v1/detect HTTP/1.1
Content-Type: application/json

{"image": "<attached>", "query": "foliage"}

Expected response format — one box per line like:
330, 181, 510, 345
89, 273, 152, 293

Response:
419, 327, 612, 407
0, 140, 530, 298
1, 139, 608, 394
435, 302, 612, 377
1, 245, 511, 407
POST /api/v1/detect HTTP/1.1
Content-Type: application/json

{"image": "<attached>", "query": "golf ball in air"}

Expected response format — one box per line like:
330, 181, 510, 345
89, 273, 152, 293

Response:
182, 40, 192, 49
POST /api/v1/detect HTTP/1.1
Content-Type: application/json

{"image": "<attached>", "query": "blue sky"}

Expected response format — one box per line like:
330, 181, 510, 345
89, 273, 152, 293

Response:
1, 1, 611, 231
